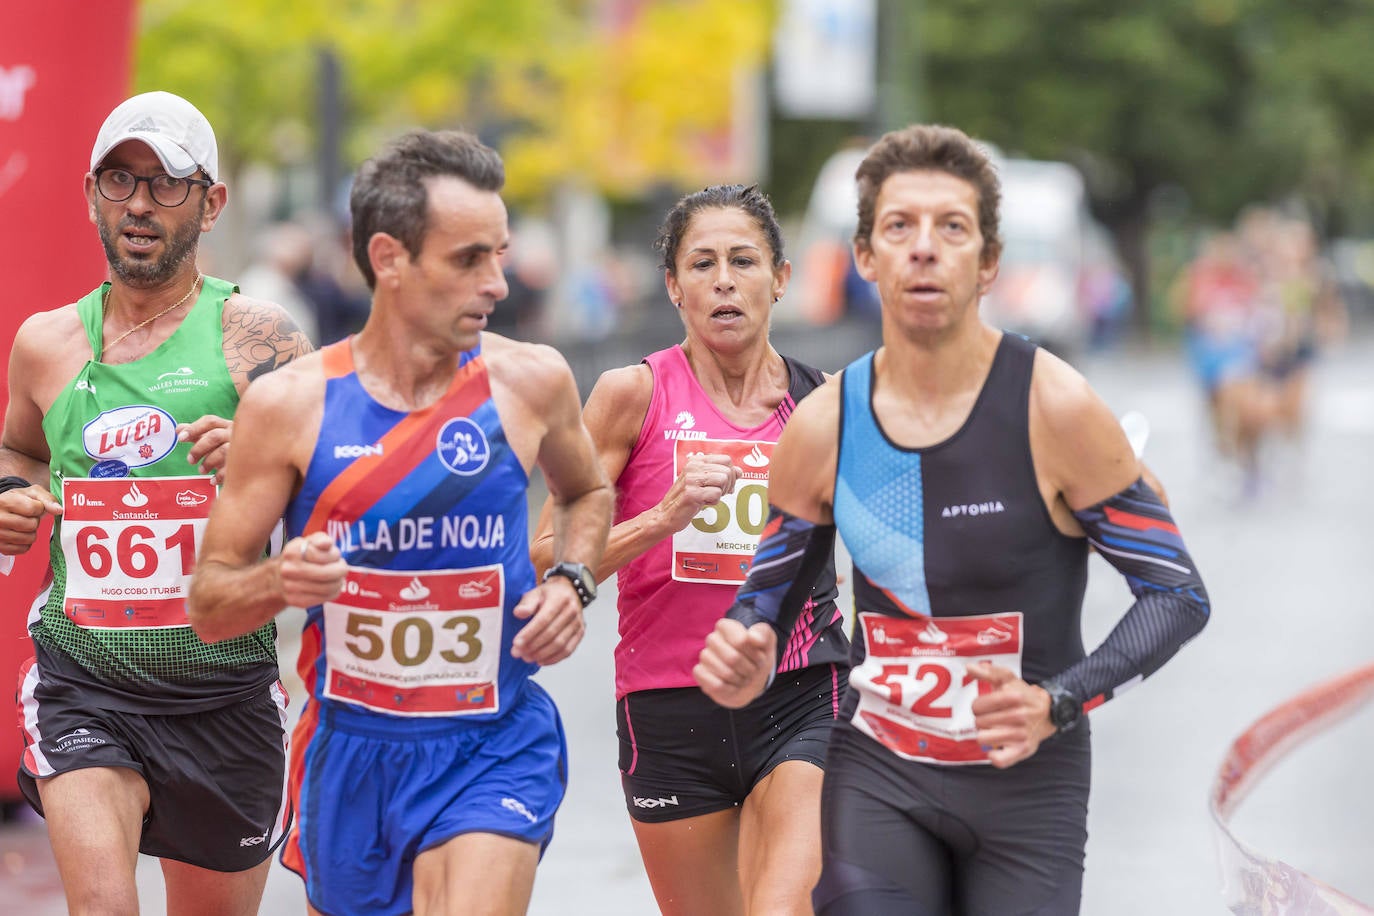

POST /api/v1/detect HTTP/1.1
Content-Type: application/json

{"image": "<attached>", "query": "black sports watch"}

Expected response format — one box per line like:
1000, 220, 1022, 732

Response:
1040, 680, 1083, 732
543, 561, 597, 608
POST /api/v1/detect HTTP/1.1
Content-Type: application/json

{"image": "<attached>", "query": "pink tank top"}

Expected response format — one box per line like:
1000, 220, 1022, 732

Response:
614, 346, 807, 697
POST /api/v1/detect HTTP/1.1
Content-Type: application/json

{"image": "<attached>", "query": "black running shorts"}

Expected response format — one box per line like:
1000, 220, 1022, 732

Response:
813, 720, 1092, 916
617, 662, 846, 823
18, 666, 292, 872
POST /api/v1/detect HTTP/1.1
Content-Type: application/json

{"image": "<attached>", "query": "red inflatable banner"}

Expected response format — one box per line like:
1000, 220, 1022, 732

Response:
0, 1, 136, 802
1212, 663, 1374, 913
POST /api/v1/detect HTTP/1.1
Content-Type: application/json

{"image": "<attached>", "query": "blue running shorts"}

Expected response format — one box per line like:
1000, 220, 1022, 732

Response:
284, 681, 567, 916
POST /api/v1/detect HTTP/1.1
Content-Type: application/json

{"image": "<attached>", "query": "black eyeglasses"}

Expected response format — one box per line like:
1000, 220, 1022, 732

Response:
95, 168, 213, 208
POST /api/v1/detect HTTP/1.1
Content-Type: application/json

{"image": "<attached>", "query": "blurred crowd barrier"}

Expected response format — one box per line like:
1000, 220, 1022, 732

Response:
1212, 663, 1374, 915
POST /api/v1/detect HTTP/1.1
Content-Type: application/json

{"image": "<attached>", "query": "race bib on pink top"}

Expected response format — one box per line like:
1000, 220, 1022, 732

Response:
61, 476, 215, 629
322, 565, 504, 717
671, 438, 773, 584
849, 612, 1023, 765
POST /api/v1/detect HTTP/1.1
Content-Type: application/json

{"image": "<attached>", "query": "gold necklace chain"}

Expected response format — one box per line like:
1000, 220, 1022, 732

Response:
100, 273, 203, 360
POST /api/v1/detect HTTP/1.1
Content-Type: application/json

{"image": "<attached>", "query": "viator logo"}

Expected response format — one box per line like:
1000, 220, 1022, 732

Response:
663, 410, 706, 441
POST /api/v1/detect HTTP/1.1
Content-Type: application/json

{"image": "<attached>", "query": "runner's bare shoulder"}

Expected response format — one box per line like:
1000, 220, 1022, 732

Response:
479, 332, 577, 399
239, 346, 327, 405
13, 302, 86, 358
10, 303, 91, 403
1028, 347, 1138, 507
222, 291, 315, 387
232, 347, 328, 457
582, 362, 654, 446
1028, 348, 1100, 426
780, 373, 842, 442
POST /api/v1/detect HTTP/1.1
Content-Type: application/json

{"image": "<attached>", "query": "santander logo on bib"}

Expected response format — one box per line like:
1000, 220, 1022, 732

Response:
82, 405, 178, 469
120, 482, 149, 508
742, 444, 770, 468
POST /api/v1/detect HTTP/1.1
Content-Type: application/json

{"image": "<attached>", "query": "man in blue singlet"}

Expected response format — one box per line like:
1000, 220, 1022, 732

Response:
187, 129, 612, 916
694, 124, 1210, 915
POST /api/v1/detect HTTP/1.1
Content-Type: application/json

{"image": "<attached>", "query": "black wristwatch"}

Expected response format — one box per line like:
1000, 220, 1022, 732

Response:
543, 561, 597, 608
1040, 680, 1083, 732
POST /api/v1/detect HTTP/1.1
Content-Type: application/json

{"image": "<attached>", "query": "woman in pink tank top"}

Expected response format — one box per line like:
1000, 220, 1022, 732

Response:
533, 185, 849, 916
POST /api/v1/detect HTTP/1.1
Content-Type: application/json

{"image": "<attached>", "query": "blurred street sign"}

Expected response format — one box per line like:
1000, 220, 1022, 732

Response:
773, 0, 876, 119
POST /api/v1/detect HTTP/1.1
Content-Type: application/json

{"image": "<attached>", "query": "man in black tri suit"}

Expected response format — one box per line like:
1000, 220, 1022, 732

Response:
694, 124, 1210, 915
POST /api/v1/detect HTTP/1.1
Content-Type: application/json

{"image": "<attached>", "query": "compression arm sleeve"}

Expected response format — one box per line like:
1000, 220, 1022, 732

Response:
725, 506, 836, 667
1048, 477, 1210, 711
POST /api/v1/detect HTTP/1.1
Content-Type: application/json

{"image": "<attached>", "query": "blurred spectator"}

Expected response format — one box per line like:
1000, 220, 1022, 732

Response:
1256, 216, 1347, 440
492, 218, 558, 341
1173, 230, 1277, 493
238, 221, 320, 343
567, 250, 635, 342
842, 254, 881, 320
1175, 210, 1350, 497
1081, 224, 1134, 350
302, 220, 371, 345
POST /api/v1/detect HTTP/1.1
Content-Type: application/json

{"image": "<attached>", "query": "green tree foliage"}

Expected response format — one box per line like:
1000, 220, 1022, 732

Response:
910, 0, 1374, 316
137, 0, 328, 178
135, 0, 773, 200
495, 0, 773, 198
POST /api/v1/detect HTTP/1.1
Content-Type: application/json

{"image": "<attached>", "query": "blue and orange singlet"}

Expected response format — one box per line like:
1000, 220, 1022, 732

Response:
285, 339, 537, 726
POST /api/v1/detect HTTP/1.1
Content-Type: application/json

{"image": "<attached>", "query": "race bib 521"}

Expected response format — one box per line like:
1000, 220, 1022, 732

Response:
849, 612, 1024, 765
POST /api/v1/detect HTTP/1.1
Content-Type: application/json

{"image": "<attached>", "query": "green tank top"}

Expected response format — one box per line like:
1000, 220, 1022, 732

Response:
33, 276, 278, 712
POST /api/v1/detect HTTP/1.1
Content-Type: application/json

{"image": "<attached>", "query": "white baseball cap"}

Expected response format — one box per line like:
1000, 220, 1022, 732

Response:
90, 91, 219, 182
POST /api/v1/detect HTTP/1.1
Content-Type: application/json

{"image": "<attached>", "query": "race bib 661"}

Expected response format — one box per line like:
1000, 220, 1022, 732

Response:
61, 476, 215, 629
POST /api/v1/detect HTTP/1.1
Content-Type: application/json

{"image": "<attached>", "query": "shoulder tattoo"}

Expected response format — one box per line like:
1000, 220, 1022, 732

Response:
223, 300, 315, 383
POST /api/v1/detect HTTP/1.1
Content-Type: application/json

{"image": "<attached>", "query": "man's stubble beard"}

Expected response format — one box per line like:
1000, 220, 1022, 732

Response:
97, 198, 205, 288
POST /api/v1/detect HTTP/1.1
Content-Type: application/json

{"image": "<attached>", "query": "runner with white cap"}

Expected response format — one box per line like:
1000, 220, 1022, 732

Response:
0, 90, 311, 915
89, 90, 222, 183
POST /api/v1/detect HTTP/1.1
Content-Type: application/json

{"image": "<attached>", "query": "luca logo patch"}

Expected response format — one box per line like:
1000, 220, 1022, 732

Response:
82, 405, 178, 468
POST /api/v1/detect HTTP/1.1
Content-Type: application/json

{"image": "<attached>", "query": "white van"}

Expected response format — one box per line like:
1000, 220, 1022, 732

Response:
979, 157, 1093, 356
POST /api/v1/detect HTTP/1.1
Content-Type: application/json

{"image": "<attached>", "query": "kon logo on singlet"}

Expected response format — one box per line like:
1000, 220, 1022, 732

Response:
82, 405, 178, 469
